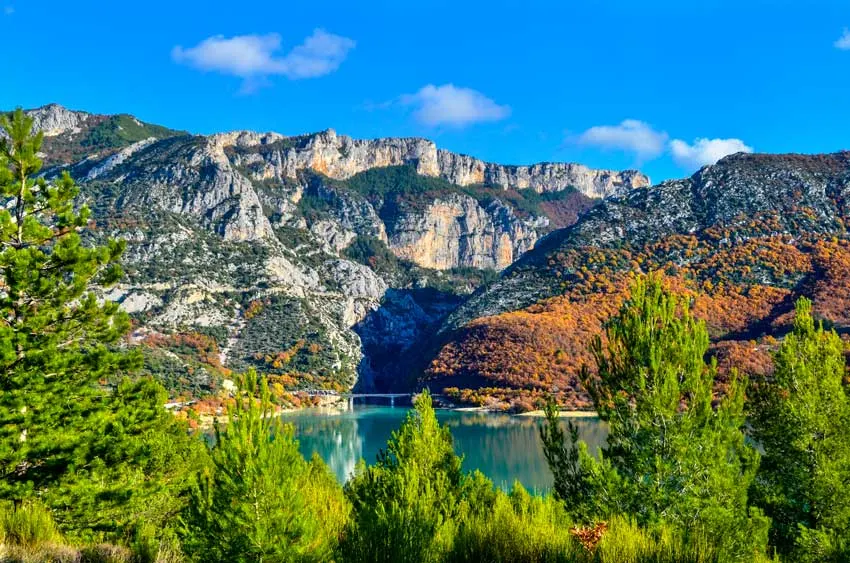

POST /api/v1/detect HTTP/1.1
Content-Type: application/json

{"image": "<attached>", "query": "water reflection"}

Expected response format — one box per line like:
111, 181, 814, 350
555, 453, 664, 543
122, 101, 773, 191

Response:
282, 407, 607, 492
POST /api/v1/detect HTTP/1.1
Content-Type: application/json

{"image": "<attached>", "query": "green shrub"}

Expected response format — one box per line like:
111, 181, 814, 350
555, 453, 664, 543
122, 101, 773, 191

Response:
182, 372, 346, 562
341, 390, 465, 563
448, 484, 577, 563
0, 501, 61, 548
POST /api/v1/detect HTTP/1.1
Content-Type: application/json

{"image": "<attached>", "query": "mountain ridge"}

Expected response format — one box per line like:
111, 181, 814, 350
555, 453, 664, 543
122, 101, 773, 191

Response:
426, 149, 850, 409
20, 103, 849, 411
10, 103, 648, 398
27, 103, 650, 199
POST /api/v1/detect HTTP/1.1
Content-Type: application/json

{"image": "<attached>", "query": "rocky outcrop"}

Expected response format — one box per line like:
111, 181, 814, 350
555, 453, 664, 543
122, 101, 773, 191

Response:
94, 135, 275, 242
435, 151, 649, 198
86, 138, 158, 180
27, 103, 92, 136
387, 194, 544, 270
226, 128, 650, 199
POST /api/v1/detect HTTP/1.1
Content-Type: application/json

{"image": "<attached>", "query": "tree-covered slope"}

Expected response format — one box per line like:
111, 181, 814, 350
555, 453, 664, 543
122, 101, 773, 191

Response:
427, 151, 850, 410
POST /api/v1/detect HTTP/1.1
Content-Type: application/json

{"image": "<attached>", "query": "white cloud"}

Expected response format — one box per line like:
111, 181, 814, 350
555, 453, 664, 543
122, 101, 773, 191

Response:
669, 137, 753, 169
172, 29, 355, 89
400, 84, 510, 127
576, 119, 668, 160
836, 28, 850, 50
4, 5, 13, 14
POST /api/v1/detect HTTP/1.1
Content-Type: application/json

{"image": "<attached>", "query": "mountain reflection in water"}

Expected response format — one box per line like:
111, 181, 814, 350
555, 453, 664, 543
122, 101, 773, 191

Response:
281, 406, 606, 492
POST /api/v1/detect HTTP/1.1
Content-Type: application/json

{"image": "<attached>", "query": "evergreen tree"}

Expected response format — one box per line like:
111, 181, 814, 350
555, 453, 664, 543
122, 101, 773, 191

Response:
749, 297, 850, 561
183, 371, 346, 562
0, 108, 204, 540
341, 390, 468, 563
541, 275, 769, 558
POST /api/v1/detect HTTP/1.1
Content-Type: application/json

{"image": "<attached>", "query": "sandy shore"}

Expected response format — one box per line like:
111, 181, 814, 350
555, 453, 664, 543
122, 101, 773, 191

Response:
516, 410, 598, 418
444, 406, 597, 418
188, 401, 597, 428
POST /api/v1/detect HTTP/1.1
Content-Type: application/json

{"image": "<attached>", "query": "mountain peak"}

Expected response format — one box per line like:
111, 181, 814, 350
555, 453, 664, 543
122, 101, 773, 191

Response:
27, 103, 92, 137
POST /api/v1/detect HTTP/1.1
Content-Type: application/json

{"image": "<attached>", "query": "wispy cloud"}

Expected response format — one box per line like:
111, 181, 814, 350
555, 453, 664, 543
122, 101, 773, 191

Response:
669, 137, 753, 169
172, 29, 355, 91
576, 119, 668, 160
399, 84, 510, 127
836, 28, 850, 50
574, 118, 752, 171
4, 5, 14, 15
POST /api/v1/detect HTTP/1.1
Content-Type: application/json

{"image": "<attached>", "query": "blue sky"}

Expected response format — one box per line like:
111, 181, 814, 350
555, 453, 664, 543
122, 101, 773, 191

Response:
2, 0, 850, 182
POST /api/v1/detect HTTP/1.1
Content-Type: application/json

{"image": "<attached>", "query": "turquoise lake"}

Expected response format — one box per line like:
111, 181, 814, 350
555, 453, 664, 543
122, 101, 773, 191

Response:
281, 405, 606, 492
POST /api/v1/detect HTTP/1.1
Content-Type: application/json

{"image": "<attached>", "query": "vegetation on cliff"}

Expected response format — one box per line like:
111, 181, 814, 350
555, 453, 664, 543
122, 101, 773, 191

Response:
429, 152, 850, 411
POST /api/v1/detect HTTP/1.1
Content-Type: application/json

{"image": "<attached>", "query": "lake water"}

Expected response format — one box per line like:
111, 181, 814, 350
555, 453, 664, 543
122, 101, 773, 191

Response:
281, 405, 606, 492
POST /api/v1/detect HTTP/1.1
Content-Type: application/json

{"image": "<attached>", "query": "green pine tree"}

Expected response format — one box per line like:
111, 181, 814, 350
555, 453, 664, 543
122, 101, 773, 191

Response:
541, 275, 769, 558
183, 371, 346, 562
749, 297, 850, 561
0, 108, 205, 540
341, 390, 467, 563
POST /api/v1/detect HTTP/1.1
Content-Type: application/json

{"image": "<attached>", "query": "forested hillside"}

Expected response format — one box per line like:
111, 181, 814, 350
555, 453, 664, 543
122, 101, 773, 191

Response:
428, 152, 850, 410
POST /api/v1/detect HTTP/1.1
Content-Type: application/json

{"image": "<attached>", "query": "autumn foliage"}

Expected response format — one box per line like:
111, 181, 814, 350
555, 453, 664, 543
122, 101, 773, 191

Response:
426, 228, 850, 410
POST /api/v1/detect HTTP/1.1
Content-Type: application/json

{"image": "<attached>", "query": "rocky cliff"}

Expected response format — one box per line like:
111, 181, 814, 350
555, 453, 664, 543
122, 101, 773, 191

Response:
30, 103, 646, 272
17, 103, 645, 396
224, 127, 650, 199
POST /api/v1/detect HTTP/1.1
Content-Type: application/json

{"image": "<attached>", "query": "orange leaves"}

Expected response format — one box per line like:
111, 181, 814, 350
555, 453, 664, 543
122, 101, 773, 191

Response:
692, 285, 790, 337
430, 216, 850, 411
427, 289, 626, 408
711, 340, 775, 380
144, 331, 223, 370
810, 239, 850, 325
244, 299, 266, 320
570, 522, 608, 553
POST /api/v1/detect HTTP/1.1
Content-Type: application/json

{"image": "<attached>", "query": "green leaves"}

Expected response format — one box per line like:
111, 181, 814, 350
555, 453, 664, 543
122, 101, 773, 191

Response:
542, 274, 768, 558
749, 297, 850, 560
183, 372, 344, 562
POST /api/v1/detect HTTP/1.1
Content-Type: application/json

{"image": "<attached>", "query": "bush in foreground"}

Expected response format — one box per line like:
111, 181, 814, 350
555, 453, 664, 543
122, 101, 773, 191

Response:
182, 372, 347, 562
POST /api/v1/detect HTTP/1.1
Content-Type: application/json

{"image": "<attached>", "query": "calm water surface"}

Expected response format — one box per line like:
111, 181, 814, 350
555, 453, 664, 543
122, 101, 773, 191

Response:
281, 405, 606, 492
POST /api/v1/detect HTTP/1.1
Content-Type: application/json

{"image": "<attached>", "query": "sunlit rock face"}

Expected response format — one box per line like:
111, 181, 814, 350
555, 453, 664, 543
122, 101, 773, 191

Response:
224, 127, 650, 199
23, 103, 648, 392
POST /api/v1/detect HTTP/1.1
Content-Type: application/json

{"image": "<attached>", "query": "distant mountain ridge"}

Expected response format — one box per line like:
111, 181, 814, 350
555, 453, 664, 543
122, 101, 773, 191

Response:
29, 103, 650, 198
10, 103, 648, 398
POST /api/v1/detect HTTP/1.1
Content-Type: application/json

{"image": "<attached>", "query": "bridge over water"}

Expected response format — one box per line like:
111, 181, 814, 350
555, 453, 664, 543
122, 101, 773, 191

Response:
305, 391, 441, 408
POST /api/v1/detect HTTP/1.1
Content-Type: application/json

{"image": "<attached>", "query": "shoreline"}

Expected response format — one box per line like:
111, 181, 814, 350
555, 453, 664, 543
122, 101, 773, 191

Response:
515, 409, 598, 418
446, 406, 597, 418
183, 397, 598, 428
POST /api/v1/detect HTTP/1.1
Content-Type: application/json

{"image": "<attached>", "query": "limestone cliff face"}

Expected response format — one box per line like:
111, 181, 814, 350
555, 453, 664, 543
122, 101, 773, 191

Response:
386, 194, 543, 270
27, 103, 92, 136
435, 151, 649, 198
24, 104, 652, 393
226, 128, 650, 199
96, 135, 275, 242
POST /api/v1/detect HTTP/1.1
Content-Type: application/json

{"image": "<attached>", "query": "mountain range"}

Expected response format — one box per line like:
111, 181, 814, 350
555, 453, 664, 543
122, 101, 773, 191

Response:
18, 103, 850, 410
